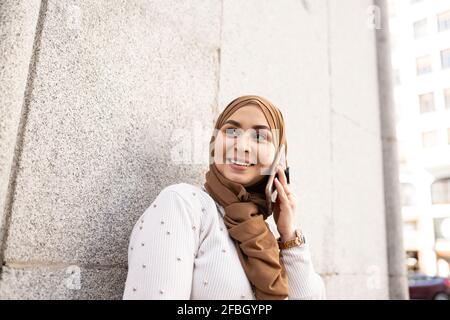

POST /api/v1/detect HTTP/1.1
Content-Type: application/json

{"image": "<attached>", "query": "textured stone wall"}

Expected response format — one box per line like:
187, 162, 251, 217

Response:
0, 0, 390, 299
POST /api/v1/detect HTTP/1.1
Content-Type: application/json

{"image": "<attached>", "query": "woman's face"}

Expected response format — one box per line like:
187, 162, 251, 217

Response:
213, 105, 278, 186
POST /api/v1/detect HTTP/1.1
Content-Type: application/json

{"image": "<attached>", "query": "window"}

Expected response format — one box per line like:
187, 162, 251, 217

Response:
431, 178, 450, 204
437, 10, 450, 32
406, 251, 419, 273
445, 88, 450, 109
422, 130, 438, 148
441, 49, 450, 69
413, 19, 427, 38
419, 92, 435, 113
404, 220, 417, 233
401, 183, 416, 206
416, 55, 432, 75
434, 217, 450, 241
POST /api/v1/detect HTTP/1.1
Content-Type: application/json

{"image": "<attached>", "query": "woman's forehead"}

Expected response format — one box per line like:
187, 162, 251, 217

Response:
226, 105, 269, 127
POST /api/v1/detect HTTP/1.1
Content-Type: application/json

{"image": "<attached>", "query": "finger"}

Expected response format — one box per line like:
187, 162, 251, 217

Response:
277, 166, 291, 194
279, 150, 287, 170
274, 177, 289, 204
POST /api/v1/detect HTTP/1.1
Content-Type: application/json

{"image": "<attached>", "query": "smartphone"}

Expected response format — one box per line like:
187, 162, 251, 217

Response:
265, 144, 286, 216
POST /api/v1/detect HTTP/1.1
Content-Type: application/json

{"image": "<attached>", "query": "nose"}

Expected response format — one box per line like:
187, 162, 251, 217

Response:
233, 131, 252, 161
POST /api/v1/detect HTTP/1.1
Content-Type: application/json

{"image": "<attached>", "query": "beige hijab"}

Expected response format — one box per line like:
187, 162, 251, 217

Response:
203, 95, 289, 300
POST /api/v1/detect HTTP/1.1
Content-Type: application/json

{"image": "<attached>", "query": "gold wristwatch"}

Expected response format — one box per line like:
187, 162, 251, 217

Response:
277, 229, 305, 250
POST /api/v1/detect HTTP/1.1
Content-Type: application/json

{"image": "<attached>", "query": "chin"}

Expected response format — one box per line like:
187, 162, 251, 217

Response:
224, 171, 255, 184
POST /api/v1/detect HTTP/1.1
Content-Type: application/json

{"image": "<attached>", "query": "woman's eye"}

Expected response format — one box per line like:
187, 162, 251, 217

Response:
253, 131, 268, 142
225, 128, 240, 137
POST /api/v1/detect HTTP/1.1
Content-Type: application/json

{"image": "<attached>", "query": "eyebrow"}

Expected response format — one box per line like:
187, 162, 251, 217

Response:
223, 120, 270, 131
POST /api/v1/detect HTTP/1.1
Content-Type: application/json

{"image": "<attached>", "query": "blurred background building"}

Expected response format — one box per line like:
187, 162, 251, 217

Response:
388, 0, 450, 277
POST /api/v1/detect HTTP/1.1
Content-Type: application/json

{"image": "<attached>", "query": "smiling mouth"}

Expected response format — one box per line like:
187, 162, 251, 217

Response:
227, 158, 256, 167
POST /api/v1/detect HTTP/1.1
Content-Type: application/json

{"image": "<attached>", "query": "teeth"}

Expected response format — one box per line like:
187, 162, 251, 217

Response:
230, 159, 252, 167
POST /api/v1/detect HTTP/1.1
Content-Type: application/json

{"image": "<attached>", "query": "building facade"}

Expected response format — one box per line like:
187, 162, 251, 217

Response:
389, 0, 450, 277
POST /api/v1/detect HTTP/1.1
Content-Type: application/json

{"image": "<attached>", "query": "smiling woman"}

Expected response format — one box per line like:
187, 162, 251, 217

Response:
123, 95, 325, 300
213, 105, 277, 186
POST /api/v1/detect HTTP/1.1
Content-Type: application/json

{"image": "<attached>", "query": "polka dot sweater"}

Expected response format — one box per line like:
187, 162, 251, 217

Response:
123, 183, 326, 300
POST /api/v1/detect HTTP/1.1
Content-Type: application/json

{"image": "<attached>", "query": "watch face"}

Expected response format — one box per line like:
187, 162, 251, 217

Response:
296, 229, 305, 245
300, 234, 306, 245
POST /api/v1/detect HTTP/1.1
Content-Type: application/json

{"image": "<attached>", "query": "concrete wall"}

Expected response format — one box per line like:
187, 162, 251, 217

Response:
0, 0, 391, 299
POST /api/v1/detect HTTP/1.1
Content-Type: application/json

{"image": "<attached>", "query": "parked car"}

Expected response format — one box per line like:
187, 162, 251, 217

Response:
408, 273, 450, 300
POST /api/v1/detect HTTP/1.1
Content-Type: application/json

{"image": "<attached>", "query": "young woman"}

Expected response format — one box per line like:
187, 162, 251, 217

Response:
123, 95, 326, 300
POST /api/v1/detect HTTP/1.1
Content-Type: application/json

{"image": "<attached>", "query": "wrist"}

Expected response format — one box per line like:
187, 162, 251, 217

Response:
279, 229, 296, 242
277, 229, 306, 250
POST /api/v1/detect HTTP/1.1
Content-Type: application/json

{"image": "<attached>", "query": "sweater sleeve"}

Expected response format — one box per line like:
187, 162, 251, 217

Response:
280, 244, 327, 300
123, 188, 198, 300
265, 216, 326, 300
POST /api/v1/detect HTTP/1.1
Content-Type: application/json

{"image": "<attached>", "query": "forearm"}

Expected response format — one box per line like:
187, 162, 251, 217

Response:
280, 243, 326, 300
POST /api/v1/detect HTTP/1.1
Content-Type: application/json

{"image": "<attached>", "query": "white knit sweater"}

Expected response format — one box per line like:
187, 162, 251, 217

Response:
123, 183, 326, 300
